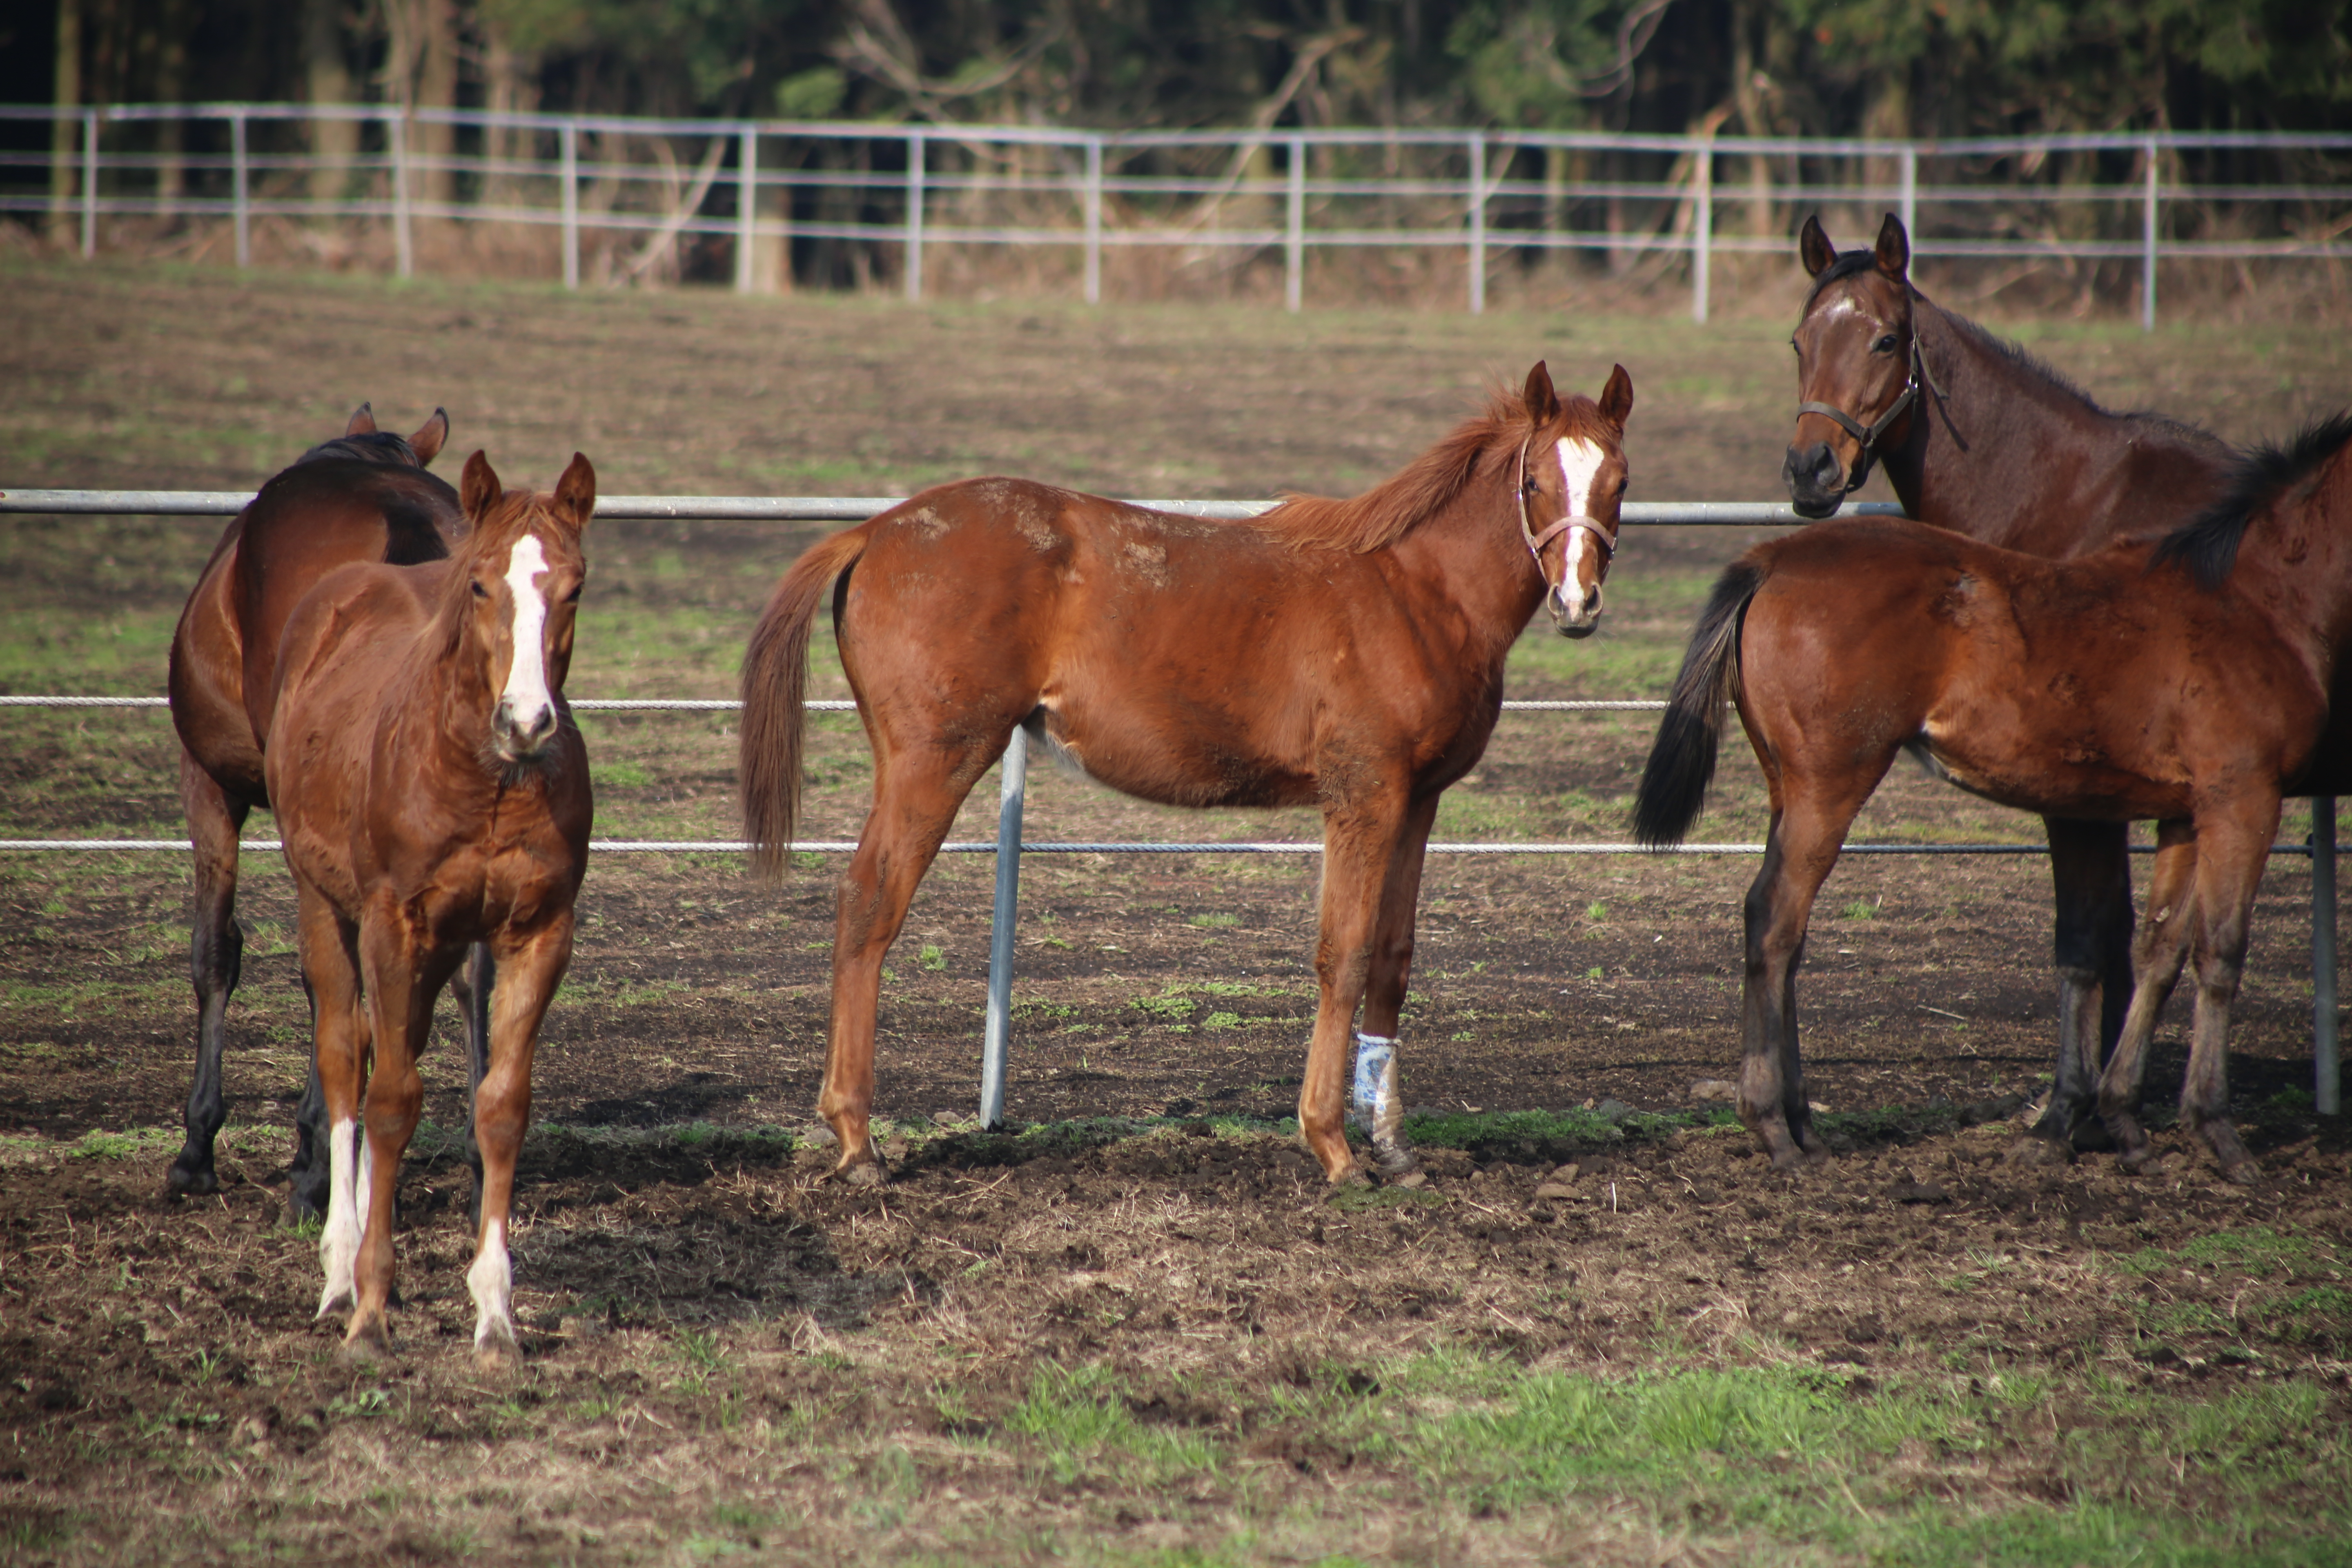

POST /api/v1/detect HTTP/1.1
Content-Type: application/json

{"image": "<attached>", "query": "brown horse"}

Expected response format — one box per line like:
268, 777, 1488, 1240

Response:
165, 404, 501, 1215
1637, 414, 2352, 1183
742, 362, 1633, 1185
267, 451, 593, 1365
1778, 214, 2238, 1164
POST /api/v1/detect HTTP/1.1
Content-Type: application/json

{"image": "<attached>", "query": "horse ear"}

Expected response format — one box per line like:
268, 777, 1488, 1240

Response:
1523, 361, 1562, 427
345, 403, 376, 437
460, 450, 501, 521
1598, 364, 1635, 431
1798, 215, 1836, 278
552, 453, 596, 532
408, 408, 449, 466
1874, 212, 1910, 282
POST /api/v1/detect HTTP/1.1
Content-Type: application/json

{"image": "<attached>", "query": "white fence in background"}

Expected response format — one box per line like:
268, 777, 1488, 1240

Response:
5, 106, 2352, 325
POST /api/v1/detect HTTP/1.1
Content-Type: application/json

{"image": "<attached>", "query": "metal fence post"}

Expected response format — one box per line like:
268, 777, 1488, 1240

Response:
1466, 131, 1486, 315
2142, 135, 2159, 332
1691, 137, 1711, 325
1285, 136, 1305, 313
560, 120, 579, 290
391, 110, 414, 280
1083, 136, 1103, 305
231, 110, 250, 268
735, 124, 757, 295
978, 725, 1028, 1129
904, 129, 925, 301
2318, 797, 2341, 1115
80, 110, 98, 259
1899, 145, 1917, 239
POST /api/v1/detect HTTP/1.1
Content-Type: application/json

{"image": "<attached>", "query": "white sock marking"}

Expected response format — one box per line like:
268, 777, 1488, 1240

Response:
467, 1214, 516, 1354
316, 1118, 361, 1320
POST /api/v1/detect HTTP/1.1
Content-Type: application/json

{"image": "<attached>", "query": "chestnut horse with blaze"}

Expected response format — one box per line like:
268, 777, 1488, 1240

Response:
1637, 415, 2352, 1185
742, 362, 1633, 1184
267, 452, 593, 1365
166, 404, 501, 1216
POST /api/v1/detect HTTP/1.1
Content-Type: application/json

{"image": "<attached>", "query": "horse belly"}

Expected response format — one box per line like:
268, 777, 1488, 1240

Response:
1034, 697, 1317, 809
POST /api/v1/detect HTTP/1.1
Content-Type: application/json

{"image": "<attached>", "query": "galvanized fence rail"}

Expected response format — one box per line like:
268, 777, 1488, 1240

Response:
6, 105, 2352, 326
0, 489, 2336, 1118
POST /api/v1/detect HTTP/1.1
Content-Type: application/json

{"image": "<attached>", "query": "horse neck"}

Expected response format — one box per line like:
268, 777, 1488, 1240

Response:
1887, 303, 2139, 558
1385, 465, 1548, 666
2234, 466, 2352, 677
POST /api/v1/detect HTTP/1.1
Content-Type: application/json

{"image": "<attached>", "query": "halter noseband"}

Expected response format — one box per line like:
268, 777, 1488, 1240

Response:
1516, 436, 1617, 594
1794, 319, 1949, 496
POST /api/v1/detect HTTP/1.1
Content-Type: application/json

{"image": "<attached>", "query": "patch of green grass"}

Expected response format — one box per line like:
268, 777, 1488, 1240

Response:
1187, 911, 1240, 929
1007, 1364, 1224, 1490
2108, 1226, 2325, 1280
67, 1125, 177, 1161
591, 760, 652, 790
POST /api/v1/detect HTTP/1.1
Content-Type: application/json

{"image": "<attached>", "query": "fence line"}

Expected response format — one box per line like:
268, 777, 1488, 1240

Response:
0, 486, 2336, 1115
6, 105, 2351, 325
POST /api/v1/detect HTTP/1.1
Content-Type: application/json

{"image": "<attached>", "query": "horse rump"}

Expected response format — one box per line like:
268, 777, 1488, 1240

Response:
1633, 559, 1764, 848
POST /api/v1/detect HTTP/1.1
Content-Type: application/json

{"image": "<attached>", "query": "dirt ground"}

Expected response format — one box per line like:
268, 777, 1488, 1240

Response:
3, 259, 2352, 1563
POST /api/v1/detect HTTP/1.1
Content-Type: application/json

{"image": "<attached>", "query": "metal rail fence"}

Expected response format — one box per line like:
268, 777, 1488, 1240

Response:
6, 105, 2352, 325
0, 489, 2337, 1119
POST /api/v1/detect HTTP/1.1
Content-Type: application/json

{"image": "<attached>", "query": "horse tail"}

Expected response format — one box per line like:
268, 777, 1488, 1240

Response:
1634, 559, 1766, 848
741, 526, 871, 882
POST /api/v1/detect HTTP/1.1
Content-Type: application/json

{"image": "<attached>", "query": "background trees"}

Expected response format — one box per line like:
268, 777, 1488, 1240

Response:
9, 0, 2348, 139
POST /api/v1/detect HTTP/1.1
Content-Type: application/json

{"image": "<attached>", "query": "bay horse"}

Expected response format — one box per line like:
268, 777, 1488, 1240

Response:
741, 362, 1633, 1185
1636, 414, 2352, 1183
166, 404, 497, 1216
267, 451, 593, 1365
1777, 214, 2238, 1164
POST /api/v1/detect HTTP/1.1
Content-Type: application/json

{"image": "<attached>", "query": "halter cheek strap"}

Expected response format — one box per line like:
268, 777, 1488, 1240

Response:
1516, 438, 1619, 591
1795, 327, 1950, 496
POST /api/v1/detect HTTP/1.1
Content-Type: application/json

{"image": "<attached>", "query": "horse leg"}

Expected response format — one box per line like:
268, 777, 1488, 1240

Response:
1354, 793, 1441, 1180
293, 883, 368, 1320
468, 921, 570, 1370
450, 942, 495, 1229
2173, 803, 2279, 1184
169, 751, 248, 1198
288, 984, 331, 1223
343, 906, 439, 1358
2096, 824, 2198, 1169
822, 750, 980, 1182
2011, 818, 2136, 1165
1299, 794, 1411, 1183
1740, 777, 1878, 1172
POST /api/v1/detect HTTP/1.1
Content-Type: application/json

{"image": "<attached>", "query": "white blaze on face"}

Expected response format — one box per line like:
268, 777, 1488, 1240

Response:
499, 532, 554, 734
1556, 437, 1608, 590
466, 1214, 516, 1355
316, 1118, 363, 1320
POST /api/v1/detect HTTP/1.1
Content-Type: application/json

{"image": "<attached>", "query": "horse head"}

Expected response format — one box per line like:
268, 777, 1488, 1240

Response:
453, 450, 595, 767
1518, 360, 1634, 639
1785, 213, 1921, 519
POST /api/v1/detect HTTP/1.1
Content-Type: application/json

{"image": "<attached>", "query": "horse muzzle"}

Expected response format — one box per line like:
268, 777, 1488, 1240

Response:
492, 699, 560, 762
1548, 580, 1602, 639
1782, 442, 1847, 520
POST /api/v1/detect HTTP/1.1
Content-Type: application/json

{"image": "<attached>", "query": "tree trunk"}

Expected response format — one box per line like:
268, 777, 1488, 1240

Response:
303, 0, 357, 211
50, 0, 83, 235
152, 0, 189, 205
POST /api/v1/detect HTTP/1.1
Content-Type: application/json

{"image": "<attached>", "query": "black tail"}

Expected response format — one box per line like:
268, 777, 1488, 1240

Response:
1633, 560, 1764, 847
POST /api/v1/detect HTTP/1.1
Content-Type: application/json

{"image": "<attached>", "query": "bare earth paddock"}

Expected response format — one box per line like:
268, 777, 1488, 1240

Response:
3, 257, 2352, 1564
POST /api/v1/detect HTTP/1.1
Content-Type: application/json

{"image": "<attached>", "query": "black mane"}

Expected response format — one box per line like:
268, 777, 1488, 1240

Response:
2156, 411, 2352, 590
294, 430, 422, 468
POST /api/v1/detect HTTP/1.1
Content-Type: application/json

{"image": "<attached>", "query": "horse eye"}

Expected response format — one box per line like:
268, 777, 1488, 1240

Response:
471, 581, 490, 599
564, 587, 583, 604
1874, 334, 1898, 353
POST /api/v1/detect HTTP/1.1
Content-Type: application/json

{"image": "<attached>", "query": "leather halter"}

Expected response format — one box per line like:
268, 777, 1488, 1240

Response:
1516, 436, 1616, 596
1795, 322, 1949, 496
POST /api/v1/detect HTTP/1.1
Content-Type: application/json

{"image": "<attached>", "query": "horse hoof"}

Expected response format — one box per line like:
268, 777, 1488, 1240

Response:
2221, 1159, 2263, 1187
165, 1159, 218, 1198
336, 1327, 390, 1367
474, 1330, 522, 1374
1325, 1168, 1372, 1192
1370, 1142, 1422, 1179
833, 1156, 888, 1187
2005, 1133, 2073, 1168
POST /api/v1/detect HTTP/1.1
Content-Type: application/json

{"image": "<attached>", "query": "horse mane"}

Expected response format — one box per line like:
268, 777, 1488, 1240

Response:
294, 430, 423, 468
1252, 387, 1552, 553
2155, 410, 2352, 590
1812, 249, 2225, 454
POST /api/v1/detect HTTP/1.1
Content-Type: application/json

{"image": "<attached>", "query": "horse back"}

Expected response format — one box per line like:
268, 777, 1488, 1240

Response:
234, 463, 463, 748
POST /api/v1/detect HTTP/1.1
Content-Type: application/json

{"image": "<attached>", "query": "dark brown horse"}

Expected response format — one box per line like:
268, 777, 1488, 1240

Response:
267, 452, 594, 1364
1778, 214, 2238, 1163
742, 362, 1633, 1185
1638, 414, 2352, 1183
166, 405, 500, 1215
